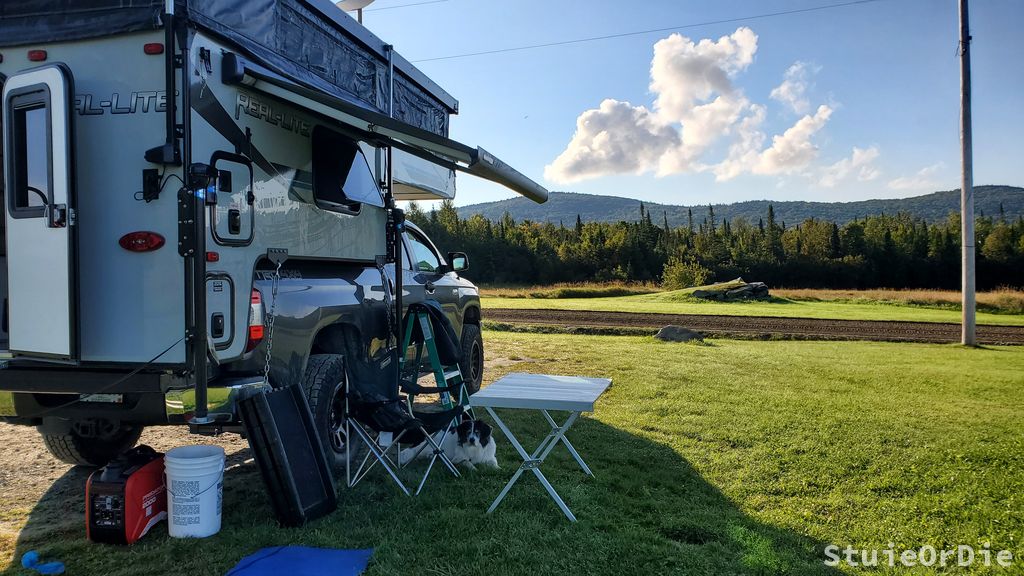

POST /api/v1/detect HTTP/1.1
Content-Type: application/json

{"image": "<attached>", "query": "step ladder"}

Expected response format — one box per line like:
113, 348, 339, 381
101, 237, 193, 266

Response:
400, 310, 468, 412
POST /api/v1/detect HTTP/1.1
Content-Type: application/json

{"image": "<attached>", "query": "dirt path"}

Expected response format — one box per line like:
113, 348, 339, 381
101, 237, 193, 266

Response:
485, 308, 1024, 345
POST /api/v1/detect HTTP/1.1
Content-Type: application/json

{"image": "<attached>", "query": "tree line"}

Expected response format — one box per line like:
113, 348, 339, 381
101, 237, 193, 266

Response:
407, 200, 1024, 290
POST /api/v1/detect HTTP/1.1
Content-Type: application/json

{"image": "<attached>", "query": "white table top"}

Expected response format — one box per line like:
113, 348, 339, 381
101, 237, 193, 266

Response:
470, 373, 612, 412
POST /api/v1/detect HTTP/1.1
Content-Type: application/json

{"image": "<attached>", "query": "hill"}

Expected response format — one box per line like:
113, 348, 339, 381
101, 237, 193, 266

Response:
457, 185, 1024, 227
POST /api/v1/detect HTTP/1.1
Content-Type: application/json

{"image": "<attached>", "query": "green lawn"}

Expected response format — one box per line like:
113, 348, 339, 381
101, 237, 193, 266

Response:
5, 333, 1023, 575
483, 293, 1024, 326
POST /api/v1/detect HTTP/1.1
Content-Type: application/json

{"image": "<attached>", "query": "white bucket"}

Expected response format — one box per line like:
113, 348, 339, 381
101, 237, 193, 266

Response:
164, 445, 225, 538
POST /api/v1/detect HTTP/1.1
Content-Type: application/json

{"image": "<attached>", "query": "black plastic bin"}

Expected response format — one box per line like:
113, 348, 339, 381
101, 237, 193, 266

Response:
238, 385, 337, 527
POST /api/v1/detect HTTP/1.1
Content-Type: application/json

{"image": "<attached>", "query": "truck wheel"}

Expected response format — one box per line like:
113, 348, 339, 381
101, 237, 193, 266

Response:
40, 424, 143, 467
302, 354, 348, 469
459, 324, 484, 395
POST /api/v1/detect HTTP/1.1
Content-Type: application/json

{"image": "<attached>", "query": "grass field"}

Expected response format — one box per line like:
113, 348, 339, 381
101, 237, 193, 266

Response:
3, 332, 1022, 575
482, 291, 1024, 326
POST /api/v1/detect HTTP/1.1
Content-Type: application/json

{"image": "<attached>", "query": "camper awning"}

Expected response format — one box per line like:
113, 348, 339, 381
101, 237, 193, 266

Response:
222, 53, 548, 204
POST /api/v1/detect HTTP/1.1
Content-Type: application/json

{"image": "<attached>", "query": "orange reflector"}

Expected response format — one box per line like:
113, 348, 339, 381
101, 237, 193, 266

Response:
143, 43, 164, 55
119, 231, 165, 252
27, 50, 47, 62
206, 251, 220, 262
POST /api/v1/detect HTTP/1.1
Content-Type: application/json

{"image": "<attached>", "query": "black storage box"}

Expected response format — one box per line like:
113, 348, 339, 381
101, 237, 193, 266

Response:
238, 385, 337, 527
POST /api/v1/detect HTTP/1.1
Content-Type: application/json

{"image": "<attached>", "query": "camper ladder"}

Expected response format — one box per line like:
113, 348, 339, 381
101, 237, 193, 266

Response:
399, 311, 467, 411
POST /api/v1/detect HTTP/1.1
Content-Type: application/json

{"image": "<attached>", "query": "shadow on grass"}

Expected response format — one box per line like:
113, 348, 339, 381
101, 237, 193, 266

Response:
9, 416, 842, 576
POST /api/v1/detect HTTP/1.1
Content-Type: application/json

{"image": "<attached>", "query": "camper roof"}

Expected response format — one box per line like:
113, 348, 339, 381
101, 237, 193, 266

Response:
0, 0, 456, 137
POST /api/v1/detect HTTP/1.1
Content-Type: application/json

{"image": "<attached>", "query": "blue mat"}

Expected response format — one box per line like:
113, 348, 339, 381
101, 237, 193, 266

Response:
226, 546, 373, 576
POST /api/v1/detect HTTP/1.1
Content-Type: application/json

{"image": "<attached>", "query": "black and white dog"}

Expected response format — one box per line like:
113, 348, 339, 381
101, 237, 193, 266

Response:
400, 418, 499, 470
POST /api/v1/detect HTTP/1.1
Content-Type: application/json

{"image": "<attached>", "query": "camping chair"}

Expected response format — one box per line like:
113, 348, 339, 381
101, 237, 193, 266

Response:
344, 349, 464, 496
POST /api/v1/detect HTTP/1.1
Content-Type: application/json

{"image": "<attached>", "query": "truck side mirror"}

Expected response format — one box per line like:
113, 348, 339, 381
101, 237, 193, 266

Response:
448, 252, 469, 272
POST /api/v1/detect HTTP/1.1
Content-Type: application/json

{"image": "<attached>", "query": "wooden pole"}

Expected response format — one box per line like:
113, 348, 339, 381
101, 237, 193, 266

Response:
959, 0, 976, 346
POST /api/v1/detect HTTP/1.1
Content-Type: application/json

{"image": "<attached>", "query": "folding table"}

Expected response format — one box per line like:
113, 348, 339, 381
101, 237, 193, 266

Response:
469, 372, 612, 521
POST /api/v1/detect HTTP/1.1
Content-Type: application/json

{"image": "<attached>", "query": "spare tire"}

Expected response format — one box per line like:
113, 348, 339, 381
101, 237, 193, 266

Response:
40, 424, 143, 467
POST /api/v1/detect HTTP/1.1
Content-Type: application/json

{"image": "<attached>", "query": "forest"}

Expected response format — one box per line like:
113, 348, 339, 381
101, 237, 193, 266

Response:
408, 200, 1024, 290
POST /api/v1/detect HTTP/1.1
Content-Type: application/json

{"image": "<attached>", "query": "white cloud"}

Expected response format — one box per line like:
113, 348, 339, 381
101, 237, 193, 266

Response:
818, 146, 881, 188
650, 28, 758, 123
713, 105, 833, 181
770, 61, 816, 114
754, 104, 833, 175
546, 28, 856, 186
712, 104, 766, 181
543, 99, 680, 183
888, 163, 944, 190
546, 28, 758, 184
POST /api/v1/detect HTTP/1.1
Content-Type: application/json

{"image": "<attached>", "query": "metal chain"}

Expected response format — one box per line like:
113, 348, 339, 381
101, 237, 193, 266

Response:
376, 257, 395, 350
262, 261, 282, 386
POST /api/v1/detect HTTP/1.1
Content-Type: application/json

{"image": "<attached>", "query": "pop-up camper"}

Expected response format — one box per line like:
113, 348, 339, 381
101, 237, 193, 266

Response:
0, 0, 547, 465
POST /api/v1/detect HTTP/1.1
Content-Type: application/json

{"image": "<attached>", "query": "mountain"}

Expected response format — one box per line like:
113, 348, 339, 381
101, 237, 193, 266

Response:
456, 185, 1024, 227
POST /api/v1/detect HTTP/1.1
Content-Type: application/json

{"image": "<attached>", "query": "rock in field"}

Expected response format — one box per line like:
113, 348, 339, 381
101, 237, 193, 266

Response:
655, 325, 704, 343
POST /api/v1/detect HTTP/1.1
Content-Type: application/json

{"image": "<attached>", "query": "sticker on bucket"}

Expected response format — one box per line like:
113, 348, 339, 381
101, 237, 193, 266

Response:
164, 445, 225, 538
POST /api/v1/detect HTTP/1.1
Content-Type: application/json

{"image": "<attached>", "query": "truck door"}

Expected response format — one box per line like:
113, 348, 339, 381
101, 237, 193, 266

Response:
404, 228, 460, 330
2, 65, 76, 360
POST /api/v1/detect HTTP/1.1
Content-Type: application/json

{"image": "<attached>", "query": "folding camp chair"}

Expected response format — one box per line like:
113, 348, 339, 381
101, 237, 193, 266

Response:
345, 300, 472, 495
344, 382, 464, 495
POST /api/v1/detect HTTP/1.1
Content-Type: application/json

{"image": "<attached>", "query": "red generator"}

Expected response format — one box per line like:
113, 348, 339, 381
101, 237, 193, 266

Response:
86, 445, 167, 544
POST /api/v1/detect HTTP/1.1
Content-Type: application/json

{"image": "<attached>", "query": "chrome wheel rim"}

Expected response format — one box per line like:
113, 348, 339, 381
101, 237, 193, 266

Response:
328, 380, 347, 454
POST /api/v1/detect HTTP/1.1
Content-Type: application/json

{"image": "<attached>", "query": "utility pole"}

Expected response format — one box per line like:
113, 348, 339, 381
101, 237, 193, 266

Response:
959, 0, 976, 346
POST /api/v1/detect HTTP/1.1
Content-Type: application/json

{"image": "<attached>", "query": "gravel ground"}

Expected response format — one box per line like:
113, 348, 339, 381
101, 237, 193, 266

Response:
485, 308, 1024, 345
0, 423, 249, 550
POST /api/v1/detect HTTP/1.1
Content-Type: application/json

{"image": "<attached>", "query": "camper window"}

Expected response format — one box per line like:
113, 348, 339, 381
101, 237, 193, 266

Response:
6, 90, 50, 218
311, 126, 383, 214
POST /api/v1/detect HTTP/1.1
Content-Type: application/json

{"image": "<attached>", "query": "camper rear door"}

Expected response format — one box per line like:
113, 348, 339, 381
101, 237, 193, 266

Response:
2, 64, 76, 360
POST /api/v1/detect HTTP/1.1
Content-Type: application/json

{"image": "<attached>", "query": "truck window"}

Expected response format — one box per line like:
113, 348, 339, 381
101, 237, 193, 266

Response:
406, 231, 441, 273
311, 126, 383, 212
9, 97, 50, 216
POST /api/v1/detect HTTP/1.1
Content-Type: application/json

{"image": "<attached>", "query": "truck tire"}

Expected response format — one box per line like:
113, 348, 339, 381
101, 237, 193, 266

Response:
40, 425, 143, 467
302, 354, 348, 470
459, 323, 484, 395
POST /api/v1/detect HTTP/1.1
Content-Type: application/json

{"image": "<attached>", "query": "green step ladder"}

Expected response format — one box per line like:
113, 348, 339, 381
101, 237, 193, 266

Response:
399, 310, 469, 412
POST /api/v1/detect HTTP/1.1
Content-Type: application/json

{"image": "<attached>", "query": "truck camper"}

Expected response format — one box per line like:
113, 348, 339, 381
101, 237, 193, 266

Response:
0, 0, 547, 466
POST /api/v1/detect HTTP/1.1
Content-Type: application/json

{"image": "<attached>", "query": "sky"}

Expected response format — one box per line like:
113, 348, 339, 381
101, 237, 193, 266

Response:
360, 0, 1024, 207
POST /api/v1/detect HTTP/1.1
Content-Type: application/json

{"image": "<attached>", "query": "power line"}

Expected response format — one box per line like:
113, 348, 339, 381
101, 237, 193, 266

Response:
413, 0, 887, 63
365, 0, 449, 12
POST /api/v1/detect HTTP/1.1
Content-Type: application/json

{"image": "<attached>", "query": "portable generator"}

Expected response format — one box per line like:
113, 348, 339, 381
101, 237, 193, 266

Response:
86, 445, 167, 544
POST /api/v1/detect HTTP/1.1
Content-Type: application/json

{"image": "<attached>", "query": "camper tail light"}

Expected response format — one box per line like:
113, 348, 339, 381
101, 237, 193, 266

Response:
143, 43, 164, 55
118, 231, 165, 252
27, 50, 47, 62
246, 290, 265, 352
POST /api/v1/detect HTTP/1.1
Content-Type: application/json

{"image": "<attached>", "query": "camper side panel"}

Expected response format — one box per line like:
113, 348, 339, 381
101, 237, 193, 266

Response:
188, 33, 387, 363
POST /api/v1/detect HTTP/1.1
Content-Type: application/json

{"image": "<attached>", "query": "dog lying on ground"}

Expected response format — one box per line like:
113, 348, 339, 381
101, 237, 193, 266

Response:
400, 418, 499, 470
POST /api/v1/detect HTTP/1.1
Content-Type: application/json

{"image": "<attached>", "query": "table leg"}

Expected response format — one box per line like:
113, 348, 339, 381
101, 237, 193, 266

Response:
542, 410, 594, 477
484, 407, 581, 522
